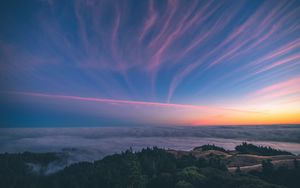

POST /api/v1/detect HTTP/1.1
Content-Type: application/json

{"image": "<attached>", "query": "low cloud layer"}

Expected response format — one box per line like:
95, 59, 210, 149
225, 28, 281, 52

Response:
1, 125, 300, 174
1, 125, 300, 155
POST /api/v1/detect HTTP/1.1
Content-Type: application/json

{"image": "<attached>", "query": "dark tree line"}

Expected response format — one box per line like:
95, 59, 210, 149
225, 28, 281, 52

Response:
235, 142, 293, 156
193, 144, 226, 152
0, 146, 299, 188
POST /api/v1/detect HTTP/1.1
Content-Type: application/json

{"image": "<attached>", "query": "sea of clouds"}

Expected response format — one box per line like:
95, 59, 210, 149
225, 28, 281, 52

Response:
1, 125, 300, 174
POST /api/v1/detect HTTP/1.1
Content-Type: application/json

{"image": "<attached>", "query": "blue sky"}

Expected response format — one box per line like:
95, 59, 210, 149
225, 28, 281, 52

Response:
1, 0, 300, 127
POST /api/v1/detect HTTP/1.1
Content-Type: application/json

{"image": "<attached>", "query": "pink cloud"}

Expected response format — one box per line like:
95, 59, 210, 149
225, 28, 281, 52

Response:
138, 0, 157, 42
249, 76, 300, 103
167, 1, 300, 101
3, 91, 266, 116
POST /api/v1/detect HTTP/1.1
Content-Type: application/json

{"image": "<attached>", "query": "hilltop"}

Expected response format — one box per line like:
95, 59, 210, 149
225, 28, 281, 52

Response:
168, 143, 299, 173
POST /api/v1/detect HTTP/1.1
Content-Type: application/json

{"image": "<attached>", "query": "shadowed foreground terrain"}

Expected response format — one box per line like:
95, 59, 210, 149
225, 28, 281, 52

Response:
1, 143, 300, 188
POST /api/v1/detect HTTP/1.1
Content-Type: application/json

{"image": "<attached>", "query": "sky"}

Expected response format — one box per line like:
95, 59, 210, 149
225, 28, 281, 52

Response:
0, 0, 300, 127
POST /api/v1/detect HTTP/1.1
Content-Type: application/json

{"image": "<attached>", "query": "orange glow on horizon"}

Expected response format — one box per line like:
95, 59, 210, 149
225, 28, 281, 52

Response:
4, 91, 300, 126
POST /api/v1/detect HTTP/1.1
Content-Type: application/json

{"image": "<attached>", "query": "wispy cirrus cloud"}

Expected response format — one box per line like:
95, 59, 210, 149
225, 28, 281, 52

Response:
250, 76, 300, 101
1, 0, 300, 126
167, 1, 300, 102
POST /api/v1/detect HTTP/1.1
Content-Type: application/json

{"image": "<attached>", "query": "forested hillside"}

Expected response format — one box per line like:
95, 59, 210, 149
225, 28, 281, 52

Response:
0, 145, 299, 188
